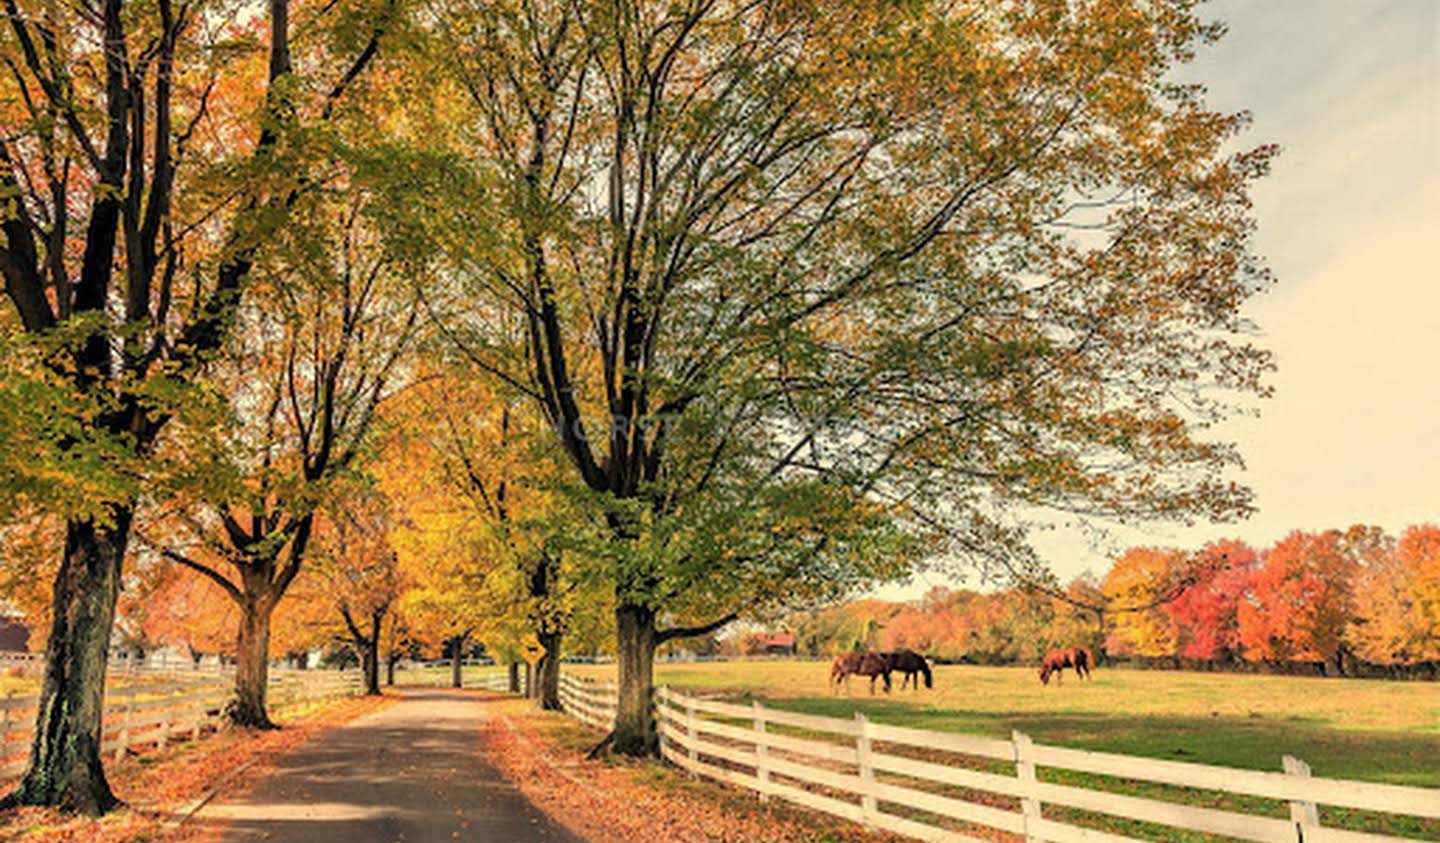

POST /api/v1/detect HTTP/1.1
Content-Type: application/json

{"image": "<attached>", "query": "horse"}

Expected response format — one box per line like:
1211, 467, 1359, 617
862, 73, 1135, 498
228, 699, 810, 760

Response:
1038, 647, 1093, 685
830, 651, 893, 694
887, 650, 933, 690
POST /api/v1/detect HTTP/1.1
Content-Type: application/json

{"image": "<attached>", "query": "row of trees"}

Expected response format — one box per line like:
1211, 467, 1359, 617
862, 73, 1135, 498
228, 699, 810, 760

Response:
3, 0, 1277, 815
784, 524, 1440, 670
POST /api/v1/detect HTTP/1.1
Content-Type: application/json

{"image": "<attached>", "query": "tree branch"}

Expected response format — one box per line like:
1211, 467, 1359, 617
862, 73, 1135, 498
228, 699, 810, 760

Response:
162, 549, 244, 604
656, 611, 739, 645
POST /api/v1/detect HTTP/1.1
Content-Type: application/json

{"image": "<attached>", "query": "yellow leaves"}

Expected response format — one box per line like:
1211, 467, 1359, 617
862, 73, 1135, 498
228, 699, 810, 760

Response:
1102, 546, 1187, 658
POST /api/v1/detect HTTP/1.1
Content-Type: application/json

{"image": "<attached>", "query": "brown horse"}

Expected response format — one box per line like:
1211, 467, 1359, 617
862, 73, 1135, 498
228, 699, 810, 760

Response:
830, 652, 893, 694
1039, 647, 1093, 685
887, 650, 933, 690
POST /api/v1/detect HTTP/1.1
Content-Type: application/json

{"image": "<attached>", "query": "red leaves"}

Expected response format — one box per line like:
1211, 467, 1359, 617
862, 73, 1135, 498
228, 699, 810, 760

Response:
1165, 540, 1259, 659
1237, 531, 1359, 663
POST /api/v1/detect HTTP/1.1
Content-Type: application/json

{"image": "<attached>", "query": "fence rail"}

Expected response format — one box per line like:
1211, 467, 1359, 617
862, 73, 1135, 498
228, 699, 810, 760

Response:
389, 663, 511, 691
0, 669, 361, 781
555, 674, 1439, 843
558, 673, 617, 732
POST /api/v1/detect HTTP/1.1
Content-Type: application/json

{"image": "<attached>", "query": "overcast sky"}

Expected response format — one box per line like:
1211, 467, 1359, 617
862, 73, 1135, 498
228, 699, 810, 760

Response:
888, 0, 1440, 596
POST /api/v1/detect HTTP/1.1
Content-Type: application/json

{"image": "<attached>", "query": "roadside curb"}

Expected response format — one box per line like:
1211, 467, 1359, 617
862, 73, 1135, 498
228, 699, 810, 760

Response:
161, 699, 374, 832
162, 754, 260, 832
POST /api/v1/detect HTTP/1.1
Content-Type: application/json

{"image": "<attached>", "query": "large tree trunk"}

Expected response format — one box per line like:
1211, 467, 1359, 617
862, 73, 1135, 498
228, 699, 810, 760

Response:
611, 603, 658, 756
3, 516, 130, 815
360, 642, 380, 695
230, 599, 276, 728
507, 661, 520, 693
536, 630, 563, 711
362, 613, 382, 696
449, 635, 465, 688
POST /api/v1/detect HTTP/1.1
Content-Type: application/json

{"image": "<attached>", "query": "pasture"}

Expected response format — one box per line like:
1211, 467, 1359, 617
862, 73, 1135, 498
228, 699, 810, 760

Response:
569, 659, 1440, 788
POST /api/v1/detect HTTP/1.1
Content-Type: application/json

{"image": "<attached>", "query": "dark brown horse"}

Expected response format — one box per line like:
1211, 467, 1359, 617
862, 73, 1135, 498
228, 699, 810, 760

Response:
830, 652, 892, 694
1039, 647, 1093, 685
887, 650, 933, 690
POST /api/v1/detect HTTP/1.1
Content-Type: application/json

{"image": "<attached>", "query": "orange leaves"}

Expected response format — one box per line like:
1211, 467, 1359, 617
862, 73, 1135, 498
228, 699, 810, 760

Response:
136, 566, 240, 661
483, 701, 906, 843
1349, 525, 1440, 664
1164, 540, 1259, 659
1236, 530, 1359, 663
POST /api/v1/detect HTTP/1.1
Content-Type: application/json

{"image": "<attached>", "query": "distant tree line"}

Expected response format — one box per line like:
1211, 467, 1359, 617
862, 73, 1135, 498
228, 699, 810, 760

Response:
780, 524, 1440, 678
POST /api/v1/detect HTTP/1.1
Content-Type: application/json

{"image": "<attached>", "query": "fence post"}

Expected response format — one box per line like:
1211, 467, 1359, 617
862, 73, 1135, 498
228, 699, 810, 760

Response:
685, 693, 699, 767
159, 694, 173, 747
855, 712, 877, 826
1282, 755, 1320, 841
1013, 730, 1040, 843
754, 700, 770, 804
114, 689, 135, 764
0, 690, 13, 766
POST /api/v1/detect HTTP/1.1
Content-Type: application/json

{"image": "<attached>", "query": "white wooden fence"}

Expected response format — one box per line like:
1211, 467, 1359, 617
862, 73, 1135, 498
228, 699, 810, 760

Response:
555, 674, 1440, 843
389, 663, 512, 691
0, 669, 361, 781
558, 673, 618, 732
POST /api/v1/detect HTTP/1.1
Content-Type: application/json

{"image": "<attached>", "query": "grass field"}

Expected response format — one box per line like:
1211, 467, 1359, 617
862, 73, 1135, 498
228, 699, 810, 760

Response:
568, 660, 1440, 788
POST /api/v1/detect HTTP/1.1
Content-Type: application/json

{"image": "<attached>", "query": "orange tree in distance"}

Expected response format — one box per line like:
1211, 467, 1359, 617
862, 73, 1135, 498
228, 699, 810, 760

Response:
134, 564, 239, 667
381, 371, 609, 709
1350, 524, 1440, 664
1238, 529, 1360, 669
307, 486, 408, 695
152, 175, 427, 727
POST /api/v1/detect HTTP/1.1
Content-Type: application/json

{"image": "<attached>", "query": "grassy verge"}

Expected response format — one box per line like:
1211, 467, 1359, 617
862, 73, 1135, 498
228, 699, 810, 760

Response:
482, 697, 911, 843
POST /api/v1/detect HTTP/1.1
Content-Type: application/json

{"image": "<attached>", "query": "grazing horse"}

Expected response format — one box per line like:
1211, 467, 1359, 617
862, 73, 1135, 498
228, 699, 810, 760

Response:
830, 652, 893, 694
887, 650, 933, 690
1038, 647, 1093, 685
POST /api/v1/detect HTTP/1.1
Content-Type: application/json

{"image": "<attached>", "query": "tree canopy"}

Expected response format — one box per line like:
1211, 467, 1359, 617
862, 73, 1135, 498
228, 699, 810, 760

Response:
0, 0, 1300, 800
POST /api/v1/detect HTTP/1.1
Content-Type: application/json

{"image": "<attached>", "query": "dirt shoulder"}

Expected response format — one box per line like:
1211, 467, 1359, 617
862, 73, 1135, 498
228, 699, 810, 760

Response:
481, 698, 908, 843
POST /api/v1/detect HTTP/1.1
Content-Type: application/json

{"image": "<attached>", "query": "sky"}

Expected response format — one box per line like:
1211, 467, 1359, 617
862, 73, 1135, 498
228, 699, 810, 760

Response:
886, 0, 1440, 597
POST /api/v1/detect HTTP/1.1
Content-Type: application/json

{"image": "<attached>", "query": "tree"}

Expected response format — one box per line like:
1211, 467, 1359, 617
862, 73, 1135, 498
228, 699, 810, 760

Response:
1165, 540, 1258, 660
1103, 547, 1188, 657
1239, 530, 1360, 667
424, 0, 1274, 754
156, 182, 422, 726
1, 0, 388, 809
1047, 576, 1108, 657
311, 493, 405, 696
389, 510, 493, 689
387, 373, 610, 709
136, 563, 238, 666
1350, 524, 1440, 664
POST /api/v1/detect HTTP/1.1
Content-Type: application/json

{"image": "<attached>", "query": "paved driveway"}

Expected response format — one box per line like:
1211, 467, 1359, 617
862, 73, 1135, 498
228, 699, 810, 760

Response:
198, 688, 585, 843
